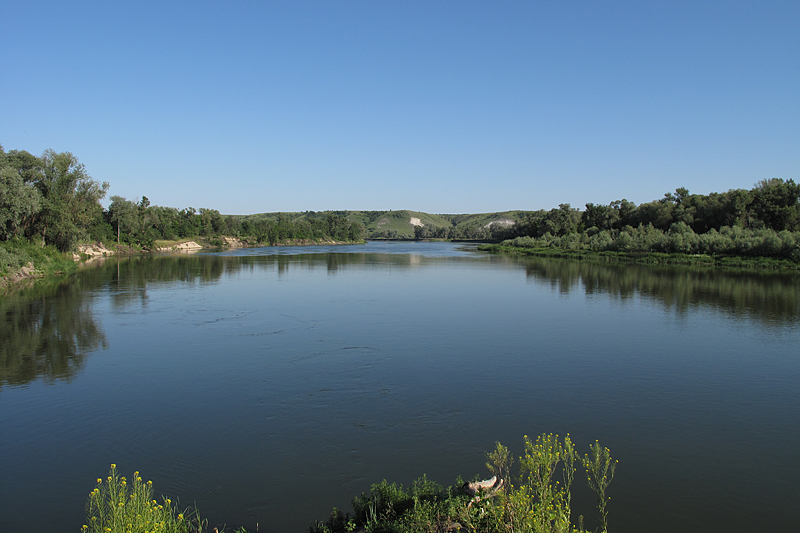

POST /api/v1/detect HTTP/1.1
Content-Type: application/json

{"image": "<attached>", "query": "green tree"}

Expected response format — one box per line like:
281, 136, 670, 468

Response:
543, 203, 580, 236
108, 196, 140, 244
3, 148, 44, 184
29, 150, 108, 251
609, 199, 637, 229
749, 178, 800, 231
199, 208, 223, 237
178, 207, 201, 237
0, 151, 42, 240
582, 203, 620, 231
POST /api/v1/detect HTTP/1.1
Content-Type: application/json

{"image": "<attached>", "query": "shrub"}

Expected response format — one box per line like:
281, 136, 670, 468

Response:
311, 434, 617, 533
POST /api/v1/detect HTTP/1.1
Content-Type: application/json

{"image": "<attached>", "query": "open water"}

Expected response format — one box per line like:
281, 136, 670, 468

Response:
1, 241, 799, 532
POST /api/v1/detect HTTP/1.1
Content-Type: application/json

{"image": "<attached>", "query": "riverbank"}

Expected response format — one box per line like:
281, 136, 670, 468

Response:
479, 243, 800, 270
0, 240, 80, 293
0, 237, 367, 293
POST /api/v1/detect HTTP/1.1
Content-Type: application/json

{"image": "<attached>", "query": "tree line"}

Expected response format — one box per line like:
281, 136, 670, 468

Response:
491, 181, 800, 261
1, 145, 365, 251
499, 182, 799, 239
3, 143, 797, 259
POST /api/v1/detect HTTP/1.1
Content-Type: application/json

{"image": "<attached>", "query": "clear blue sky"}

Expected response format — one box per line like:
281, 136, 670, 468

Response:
1, 1, 797, 215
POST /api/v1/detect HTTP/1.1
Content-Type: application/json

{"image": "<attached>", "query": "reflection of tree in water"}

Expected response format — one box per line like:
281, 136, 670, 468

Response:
0, 278, 108, 389
104, 255, 228, 309
119, 250, 445, 280
0, 251, 438, 389
257, 252, 422, 275
522, 257, 800, 325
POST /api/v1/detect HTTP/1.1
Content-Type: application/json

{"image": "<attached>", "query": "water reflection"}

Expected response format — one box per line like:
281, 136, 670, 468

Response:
519, 257, 800, 325
3, 248, 798, 389
0, 278, 107, 389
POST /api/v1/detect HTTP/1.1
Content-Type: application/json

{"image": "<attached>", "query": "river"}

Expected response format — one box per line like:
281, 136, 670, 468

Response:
1, 241, 798, 532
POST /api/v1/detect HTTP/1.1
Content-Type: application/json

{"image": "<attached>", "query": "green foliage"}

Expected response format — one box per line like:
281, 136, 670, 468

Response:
581, 443, 617, 533
0, 238, 77, 279
495, 222, 800, 265
312, 434, 616, 533
83, 464, 204, 533
486, 441, 514, 487
499, 182, 800, 248
494, 434, 581, 533
0, 145, 109, 251
231, 212, 366, 244
0, 164, 41, 240
32, 149, 109, 251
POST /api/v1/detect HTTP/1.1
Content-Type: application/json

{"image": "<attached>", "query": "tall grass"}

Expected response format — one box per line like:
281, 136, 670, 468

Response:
83, 465, 204, 533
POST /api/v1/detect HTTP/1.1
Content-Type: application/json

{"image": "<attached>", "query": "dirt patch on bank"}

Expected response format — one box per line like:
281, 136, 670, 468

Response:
156, 241, 203, 252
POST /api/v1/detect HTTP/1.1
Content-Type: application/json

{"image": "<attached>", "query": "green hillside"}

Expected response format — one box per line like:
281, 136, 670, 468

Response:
234, 210, 524, 239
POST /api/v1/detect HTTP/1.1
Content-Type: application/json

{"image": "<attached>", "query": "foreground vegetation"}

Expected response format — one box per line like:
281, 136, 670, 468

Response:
83, 465, 205, 533
83, 435, 613, 533
312, 434, 616, 533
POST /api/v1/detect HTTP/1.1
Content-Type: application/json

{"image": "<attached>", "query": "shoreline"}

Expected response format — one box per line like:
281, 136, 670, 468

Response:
1, 237, 368, 294
479, 243, 800, 270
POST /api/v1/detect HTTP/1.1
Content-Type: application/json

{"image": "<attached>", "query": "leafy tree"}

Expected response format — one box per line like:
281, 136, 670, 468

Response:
3, 148, 43, 184
30, 150, 108, 251
178, 207, 200, 237
543, 203, 580, 236
414, 224, 433, 239
199, 208, 223, 236
749, 178, 800, 231
609, 199, 637, 229
108, 196, 140, 244
0, 148, 42, 240
582, 203, 620, 231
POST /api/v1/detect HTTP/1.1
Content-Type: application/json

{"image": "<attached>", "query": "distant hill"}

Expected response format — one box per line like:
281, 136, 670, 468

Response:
233, 210, 524, 239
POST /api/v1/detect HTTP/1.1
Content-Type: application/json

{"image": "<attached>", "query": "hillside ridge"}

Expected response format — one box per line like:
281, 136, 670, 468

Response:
233, 209, 524, 239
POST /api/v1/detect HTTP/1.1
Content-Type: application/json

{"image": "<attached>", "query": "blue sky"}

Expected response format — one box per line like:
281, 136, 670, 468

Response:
1, 1, 797, 215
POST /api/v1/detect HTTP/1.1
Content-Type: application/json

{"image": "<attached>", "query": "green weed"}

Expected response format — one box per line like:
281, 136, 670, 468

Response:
83, 464, 204, 533
311, 434, 617, 533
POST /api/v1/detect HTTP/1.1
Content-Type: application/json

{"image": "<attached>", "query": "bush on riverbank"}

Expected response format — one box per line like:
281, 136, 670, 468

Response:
311, 434, 617, 533
482, 223, 800, 268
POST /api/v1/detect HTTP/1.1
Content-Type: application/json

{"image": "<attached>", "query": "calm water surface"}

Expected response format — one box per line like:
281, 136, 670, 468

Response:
1, 242, 799, 532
